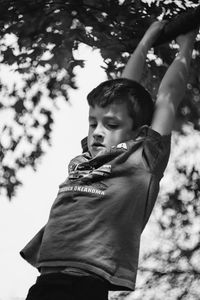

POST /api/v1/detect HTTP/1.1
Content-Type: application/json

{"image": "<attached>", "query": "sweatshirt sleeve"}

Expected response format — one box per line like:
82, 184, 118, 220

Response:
140, 126, 171, 178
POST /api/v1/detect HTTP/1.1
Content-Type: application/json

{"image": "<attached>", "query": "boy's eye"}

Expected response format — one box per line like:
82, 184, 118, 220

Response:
107, 124, 119, 129
89, 123, 97, 128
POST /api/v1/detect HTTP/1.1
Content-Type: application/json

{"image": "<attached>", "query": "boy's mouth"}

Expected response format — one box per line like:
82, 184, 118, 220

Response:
91, 142, 105, 149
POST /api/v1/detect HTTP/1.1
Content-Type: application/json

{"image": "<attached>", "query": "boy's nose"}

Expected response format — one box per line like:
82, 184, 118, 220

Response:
92, 124, 104, 140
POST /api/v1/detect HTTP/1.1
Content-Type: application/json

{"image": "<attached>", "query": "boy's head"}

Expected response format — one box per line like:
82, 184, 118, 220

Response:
86, 78, 154, 157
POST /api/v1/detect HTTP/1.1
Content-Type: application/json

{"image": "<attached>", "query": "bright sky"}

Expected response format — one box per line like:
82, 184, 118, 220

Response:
0, 45, 107, 300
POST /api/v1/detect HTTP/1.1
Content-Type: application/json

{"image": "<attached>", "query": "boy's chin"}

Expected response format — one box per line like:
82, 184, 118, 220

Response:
90, 147, 106, 158
91, 150, 101, 158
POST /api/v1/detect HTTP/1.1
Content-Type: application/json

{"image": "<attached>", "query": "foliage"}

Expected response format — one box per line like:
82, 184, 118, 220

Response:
137, 174, 200, 299
120, 127, 200, 300
0, 1, 199, 198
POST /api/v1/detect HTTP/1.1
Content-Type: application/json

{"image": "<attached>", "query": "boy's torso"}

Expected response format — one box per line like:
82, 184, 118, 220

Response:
20, 126, 171, 290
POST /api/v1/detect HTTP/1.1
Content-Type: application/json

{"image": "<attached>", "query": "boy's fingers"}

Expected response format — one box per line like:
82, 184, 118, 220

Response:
159, 20, 167, 25
159, 20, 168, 30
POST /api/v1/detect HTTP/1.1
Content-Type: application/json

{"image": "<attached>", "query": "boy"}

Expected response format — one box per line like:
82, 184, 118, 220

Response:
21, 21, 197, 300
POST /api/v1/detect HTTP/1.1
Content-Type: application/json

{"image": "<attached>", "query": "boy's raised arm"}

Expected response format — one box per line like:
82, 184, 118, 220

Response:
121, 21, 165, 82
151, 31, 197, 135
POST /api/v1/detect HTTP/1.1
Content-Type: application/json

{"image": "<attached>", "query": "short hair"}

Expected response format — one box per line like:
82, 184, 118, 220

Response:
87, 78, 154, 130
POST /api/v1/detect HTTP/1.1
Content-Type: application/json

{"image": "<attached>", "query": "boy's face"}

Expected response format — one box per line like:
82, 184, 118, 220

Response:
87, 103, 134, 158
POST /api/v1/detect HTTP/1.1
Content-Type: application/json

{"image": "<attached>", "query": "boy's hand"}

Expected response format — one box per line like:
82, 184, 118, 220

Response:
176, 29, 198, 48
140, 20, 167, 48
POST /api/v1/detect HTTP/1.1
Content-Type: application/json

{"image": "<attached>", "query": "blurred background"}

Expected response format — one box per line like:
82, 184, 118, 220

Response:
0, 1, 200, 299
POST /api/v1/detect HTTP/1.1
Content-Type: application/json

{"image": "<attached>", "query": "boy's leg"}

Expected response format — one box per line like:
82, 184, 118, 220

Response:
25, 273, 109, 300
75, 274, 109, 300
25, 273, 74, 300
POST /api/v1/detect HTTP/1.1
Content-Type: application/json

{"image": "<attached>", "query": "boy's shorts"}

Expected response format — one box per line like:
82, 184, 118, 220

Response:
25, 272, 109, 300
